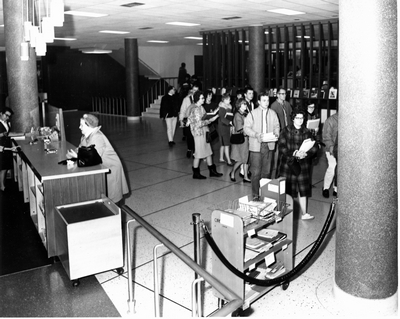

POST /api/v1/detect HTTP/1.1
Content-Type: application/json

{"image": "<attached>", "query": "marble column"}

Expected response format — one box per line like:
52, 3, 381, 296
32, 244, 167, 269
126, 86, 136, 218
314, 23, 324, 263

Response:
335, 0, 398, 315
125, 38, 140, 121
248, 25, 265, 95
3, 0, 39, 132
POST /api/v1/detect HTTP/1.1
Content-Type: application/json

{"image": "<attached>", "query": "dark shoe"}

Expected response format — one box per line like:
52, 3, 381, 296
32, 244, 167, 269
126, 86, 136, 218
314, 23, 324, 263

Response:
240, 171, 251, 178
243, 178, 251, 183
186, 150, 192, 158
192, 167, 206, 179
169, 142, 173, 147
227, 162, 234, 167
230, 171, 236, 182
333, 190, 337, 197
171, 141, 176, 145
322, 189, 329, 198
208, 164, 223, 177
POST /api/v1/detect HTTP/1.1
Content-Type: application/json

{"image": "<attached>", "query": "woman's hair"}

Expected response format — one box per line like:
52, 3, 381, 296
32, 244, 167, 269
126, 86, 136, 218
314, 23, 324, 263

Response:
235, 98, 247, 113
290, 107, 307, 122
221, 93, 231, 102
193, 90, 203, 103
205, 89, 213, 99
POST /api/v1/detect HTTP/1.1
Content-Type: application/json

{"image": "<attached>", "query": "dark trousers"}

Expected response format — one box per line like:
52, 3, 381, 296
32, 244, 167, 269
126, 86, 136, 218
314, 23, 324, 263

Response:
183, 126, 195, 152
249, 144, 274, 197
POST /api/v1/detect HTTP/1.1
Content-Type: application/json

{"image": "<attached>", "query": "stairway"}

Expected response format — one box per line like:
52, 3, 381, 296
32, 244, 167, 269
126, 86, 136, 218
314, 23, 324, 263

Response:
141, 95, 163, 118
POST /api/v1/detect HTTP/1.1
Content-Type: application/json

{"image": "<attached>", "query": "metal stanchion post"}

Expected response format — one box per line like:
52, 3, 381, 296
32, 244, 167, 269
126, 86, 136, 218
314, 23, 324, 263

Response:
126, 218, 136, 314
192, 213, 202, 317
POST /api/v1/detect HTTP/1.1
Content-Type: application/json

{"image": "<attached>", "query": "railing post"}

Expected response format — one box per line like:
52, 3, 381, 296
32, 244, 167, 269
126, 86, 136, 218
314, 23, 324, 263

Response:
153, 244, 165, 317
192, 213, 202, 317
126, 217, 136, 314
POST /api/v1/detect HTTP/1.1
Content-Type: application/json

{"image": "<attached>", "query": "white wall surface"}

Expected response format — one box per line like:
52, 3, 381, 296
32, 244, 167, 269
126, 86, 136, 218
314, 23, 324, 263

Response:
138, 45, 202, 78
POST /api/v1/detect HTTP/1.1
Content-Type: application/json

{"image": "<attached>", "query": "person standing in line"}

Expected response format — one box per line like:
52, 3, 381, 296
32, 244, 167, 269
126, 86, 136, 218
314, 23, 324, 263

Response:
218, 93, 234, 166
322, 112, 338, 198
160, 86, 179, 146
187, 91, 222, 179
177, 62, 187, 89
239, 86, 256, 178
179, 84, 199, 158
0, 107, 16, 192
277, 107, 319, 220
244, 92, 280, 200
230, 98, 251, 183
270, 87, 293, 178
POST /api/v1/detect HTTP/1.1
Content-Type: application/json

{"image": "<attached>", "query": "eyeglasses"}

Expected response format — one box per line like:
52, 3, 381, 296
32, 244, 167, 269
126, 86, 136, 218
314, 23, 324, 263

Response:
278, 93, 286, 95
295, 117, 304, 120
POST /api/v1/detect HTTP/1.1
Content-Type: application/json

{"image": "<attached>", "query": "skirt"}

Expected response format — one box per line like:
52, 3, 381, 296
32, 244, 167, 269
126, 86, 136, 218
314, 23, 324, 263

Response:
230, 137, 249, 164
193, 134, 213, 159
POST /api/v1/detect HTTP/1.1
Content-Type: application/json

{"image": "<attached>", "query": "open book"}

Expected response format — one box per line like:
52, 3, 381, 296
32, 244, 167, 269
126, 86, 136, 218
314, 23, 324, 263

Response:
202, 109, 219, 120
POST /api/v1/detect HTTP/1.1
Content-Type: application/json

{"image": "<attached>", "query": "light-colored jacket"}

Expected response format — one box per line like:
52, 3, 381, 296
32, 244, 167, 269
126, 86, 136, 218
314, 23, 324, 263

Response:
179, 95, 193, 122
80, 127, 129, 203
244, 107, 280, 151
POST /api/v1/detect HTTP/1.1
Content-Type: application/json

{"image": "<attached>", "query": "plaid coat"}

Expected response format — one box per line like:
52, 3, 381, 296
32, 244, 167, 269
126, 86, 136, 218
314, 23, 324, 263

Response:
278, 124, 318, 197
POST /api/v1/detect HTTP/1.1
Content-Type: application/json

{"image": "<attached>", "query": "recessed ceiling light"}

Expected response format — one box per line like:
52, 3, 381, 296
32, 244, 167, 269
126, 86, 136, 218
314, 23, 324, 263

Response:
147, 40, 169, 43
99, 30, 130, 34
166, 22, 200, 27
64, 11, 108, 18
264, 31, 274, 34
296, 35, 310, 39
222, 16, 241, 20
121, 2, 145, 7
80, 49, 112, 54
54, 37, 77, 41
267, 9, 305, 16
184, 37, 202, 40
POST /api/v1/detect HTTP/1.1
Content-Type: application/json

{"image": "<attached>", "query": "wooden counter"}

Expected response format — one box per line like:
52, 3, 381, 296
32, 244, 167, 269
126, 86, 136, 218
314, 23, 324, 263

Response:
13, 139, 110, 258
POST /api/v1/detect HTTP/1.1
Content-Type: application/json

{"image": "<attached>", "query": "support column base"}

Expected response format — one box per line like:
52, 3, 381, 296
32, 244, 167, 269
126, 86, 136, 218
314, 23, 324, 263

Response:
127, 116, 141, 121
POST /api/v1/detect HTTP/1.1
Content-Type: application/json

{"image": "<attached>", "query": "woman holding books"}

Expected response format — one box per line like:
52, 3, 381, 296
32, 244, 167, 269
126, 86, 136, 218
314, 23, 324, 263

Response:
0, 107, 16, 192
217, 93, 234, 166
278, 107, 319, 220
187, 91, 222, 179
229, 98, 250, 183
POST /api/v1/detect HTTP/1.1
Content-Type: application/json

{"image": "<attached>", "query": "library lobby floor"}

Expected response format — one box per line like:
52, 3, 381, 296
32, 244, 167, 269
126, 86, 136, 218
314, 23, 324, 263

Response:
0, 112, 397, 318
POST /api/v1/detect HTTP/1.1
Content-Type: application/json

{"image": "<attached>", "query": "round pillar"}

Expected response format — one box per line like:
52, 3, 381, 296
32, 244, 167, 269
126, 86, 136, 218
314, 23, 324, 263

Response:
335, 0, 398, 315
125, 38, 140, 121
248, 25, 265, 94
4, 0, 39, 132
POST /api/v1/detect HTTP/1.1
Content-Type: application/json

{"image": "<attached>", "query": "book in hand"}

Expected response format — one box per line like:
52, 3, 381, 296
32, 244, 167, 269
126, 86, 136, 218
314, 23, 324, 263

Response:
299, 138, 315, 153
224, 112, 234, 121
202, 109, 219, 120
306, 118, 320, 130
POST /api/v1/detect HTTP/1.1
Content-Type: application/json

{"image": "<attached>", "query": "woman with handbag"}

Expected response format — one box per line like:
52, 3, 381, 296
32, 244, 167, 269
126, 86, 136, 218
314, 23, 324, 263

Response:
217, 93, 234, 166
278, 107, 319, 220
229, 99, 250, 183
66, 114, 129, 204
187, 91, 222, 179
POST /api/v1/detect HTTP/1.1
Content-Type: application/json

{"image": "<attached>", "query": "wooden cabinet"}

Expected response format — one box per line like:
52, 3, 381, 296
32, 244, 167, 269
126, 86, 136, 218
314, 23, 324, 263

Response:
211, 194, 293, 310
13, 139, 109, 258
54, 196, 123, 281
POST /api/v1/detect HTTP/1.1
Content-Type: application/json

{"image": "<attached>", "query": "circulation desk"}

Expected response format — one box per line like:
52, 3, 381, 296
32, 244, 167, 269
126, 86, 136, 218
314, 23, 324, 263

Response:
13, 139, 109, 258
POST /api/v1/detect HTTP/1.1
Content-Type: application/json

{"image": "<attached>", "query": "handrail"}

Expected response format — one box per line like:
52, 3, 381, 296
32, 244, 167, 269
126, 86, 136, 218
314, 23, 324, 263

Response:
121, 204, 243, 317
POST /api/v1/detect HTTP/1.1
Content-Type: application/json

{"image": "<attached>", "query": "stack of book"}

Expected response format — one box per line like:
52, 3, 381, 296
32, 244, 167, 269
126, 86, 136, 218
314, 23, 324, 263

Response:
265, 260, 285, 279
257, 229, 287, 245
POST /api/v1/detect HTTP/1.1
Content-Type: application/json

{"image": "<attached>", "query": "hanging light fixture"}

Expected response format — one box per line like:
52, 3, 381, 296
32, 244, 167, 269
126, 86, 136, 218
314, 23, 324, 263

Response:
21, 0, 30, 60
50, 0, 64, 27
42, 0, 54, 43
21, 42, 30, 61
35, 32, 47, 56
23, 0, 32, 42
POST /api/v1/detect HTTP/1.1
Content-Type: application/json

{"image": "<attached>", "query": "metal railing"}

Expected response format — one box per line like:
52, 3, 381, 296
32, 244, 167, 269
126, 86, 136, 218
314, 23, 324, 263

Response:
92, 96, 126, 116
121, 204, 243, 317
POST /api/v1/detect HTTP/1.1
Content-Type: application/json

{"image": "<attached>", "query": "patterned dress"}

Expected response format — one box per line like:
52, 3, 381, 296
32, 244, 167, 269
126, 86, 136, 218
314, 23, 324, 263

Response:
278, 124, 318, 197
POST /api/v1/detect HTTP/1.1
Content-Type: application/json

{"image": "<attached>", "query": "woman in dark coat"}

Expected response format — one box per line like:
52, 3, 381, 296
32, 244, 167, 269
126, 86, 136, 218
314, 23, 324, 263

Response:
0, 107, 15, 191
278, 107, 318, 220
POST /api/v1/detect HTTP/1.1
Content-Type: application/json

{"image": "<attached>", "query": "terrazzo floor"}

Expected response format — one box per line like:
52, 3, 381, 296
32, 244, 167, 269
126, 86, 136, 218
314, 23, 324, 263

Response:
0, 112, 397, 318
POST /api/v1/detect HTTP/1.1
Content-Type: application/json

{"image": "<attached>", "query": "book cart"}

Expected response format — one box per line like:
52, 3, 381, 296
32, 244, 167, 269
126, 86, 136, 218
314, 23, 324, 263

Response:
211, 178, 293, 311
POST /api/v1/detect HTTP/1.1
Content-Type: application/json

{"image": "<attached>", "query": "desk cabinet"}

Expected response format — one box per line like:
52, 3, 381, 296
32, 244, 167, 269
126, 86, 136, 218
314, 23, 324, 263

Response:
54, 196, 123, 281
13, 139, 109, 258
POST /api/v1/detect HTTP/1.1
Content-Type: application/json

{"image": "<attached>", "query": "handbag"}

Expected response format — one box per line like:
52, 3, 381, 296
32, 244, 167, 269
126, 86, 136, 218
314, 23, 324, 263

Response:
230, 132, 245, 144
206, 127, 218, 143
287, 156, 301, 176
77, 145, 102, 167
